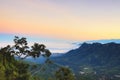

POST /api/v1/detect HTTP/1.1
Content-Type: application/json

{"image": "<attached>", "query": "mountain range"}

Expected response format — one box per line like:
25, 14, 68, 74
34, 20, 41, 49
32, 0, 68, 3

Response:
51, 42, 120, 79
52, 42, 120, 66
25, 41, 120, 80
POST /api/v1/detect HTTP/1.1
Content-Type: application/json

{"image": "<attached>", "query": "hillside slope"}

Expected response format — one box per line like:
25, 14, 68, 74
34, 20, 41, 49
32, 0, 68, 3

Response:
54, 42, 120, 66
52, 42, 120, 79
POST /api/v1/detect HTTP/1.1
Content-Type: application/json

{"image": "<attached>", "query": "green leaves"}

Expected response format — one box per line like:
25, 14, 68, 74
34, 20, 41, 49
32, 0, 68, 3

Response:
43, 49, 51, 58
55, 67, 75, 80
0, 36, 52, 80
12, 36, 51, 59
31, 43, 46, 51
12, 36, 29, 59
14, 36, 27, 46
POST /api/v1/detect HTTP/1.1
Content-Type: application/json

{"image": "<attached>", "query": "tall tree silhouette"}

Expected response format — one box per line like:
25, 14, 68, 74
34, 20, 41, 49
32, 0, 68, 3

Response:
12, 36, 51, 60
0, 45, 12, 66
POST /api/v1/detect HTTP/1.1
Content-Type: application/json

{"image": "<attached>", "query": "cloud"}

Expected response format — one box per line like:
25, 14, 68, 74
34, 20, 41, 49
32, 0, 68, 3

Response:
0, 34, 79, 53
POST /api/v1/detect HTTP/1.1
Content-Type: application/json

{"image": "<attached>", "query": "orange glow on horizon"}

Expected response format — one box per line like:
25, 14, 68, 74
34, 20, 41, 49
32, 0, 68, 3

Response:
1, 0, 120, 41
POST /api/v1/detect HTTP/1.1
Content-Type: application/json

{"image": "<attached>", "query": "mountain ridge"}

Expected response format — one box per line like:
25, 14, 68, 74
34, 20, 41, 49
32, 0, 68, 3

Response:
53, 42, 120, 65
51, 42, 120, 79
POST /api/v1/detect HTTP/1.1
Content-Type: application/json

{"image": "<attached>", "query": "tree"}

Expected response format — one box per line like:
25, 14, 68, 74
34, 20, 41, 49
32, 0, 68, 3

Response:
0, 36, 76, 80
12, 36, 51, 60
0, 45, 13, 67
30, 43, 51, 59
0, 36, 52, 80
0, 45, 18, 80
55, 67, 75, 80
11, 36, 30, 59
11, 36, 52, 80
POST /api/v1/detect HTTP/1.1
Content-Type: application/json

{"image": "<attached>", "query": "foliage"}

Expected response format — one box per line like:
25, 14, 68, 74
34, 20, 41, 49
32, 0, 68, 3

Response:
0, 36, 76, 80
12, 36, 51, 59
55, 67, 75, 80
0, 36, 52, 80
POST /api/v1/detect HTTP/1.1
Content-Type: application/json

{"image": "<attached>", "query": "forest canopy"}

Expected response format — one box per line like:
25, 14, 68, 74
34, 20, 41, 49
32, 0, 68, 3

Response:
0, 36, 75, 80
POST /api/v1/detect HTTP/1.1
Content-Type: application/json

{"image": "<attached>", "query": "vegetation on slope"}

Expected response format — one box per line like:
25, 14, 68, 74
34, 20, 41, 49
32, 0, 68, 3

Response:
0, 36, 75, 80
52, 42, 120, 80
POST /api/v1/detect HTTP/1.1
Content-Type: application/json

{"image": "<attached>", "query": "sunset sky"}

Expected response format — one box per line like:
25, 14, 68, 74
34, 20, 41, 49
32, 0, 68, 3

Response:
1, 0, 120, 53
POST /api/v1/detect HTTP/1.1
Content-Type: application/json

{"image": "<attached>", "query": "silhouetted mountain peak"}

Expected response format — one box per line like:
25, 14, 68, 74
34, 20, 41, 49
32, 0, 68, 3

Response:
53, 42, 120, 66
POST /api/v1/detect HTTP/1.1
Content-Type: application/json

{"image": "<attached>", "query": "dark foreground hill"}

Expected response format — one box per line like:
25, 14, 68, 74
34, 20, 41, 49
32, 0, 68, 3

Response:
51, 42, 120, 80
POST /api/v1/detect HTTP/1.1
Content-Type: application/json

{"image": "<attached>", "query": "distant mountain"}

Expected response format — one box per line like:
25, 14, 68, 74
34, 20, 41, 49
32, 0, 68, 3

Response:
53, 42, 120, 66
25, 53, 63, 64
73, 39, 120, 46
86, 39, 120, 44
50, 53, 64, 57
51, 42, 120, 79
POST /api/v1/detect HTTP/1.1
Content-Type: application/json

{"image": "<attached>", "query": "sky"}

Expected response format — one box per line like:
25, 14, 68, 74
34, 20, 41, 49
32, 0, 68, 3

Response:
0, 0, 120, 53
